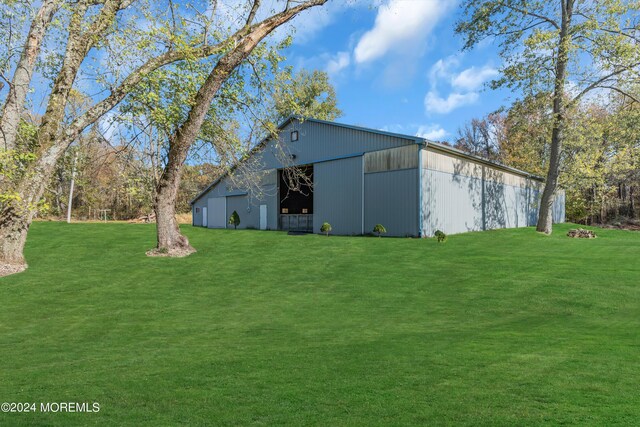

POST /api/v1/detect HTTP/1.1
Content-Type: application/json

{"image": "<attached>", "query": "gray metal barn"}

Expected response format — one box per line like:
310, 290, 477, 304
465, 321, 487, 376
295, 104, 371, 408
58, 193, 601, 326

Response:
191, 117, 565, 237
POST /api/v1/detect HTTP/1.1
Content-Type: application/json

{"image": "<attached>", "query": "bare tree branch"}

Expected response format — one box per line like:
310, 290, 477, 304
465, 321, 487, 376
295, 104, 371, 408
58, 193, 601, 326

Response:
501, 2, 560, 30
569, 63, 640, 106
245, 0, 262, 26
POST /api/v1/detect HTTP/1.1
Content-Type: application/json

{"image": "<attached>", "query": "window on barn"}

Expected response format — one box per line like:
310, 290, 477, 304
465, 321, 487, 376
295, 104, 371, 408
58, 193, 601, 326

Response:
291, 131, 298, 142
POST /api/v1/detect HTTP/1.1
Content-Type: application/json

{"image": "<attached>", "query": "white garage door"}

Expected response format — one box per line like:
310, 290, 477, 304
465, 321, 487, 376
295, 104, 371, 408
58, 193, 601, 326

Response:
207, 197, 226, 228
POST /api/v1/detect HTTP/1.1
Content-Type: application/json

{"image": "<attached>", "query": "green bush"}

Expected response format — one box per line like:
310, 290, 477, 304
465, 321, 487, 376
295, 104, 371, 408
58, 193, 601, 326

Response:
435, 230, 447, 243
373, 224, 386, 237
320, 222, 332, 237
228, 211, 240, 229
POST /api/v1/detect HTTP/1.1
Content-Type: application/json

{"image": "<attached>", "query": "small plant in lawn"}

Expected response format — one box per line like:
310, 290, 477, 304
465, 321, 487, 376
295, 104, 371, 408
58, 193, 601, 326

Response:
435, 230, 447, 243
229, 211, 240, 229
320, 222, 332, 237
373, 224, 386, 237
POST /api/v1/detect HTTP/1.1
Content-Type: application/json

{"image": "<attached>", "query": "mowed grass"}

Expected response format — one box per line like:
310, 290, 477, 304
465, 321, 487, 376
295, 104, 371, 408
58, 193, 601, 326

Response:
1, 222, 639, 426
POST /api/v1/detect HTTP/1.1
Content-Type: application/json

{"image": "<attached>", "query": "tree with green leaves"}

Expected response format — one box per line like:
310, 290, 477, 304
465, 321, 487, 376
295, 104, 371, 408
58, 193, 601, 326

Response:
0, 0, 329, 271
320, 222, 331, 236
456, 0, 640, 234
457, 88, 640, 226
229, 210, 240, 229
373, 224, 386, 237
272, 69, 342, 122
149, 3, 331, 257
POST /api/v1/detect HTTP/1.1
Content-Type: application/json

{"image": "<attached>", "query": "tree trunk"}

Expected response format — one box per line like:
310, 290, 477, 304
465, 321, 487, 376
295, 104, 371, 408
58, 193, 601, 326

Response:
0, 143, 66, 270
0, 0, 61, 151
536, 0, 573, 234
536, 120, 562, 233
148, 141, 195, 256
0, 211, 30, 267
66, 151, 78, 223
150, 0, 327, 256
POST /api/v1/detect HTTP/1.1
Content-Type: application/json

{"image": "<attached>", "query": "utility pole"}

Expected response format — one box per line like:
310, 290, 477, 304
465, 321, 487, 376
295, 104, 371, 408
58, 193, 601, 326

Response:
66, 150, 78, 223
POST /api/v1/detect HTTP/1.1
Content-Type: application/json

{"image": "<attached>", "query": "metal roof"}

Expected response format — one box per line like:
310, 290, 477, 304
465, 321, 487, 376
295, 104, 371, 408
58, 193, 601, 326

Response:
190, 116, 543, 205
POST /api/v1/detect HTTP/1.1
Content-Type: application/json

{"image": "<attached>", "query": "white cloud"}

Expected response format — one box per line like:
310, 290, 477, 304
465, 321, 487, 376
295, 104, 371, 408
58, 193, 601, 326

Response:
354, 0, 455, 64
428, 55, 460, 88
451, 65, 499, 91
326, 51, 351, 76
424, 91, 479, 114
428, 58, 497, 91
424, 57, 498, 114
381, 123, 449, 141
417, 124, 449, 141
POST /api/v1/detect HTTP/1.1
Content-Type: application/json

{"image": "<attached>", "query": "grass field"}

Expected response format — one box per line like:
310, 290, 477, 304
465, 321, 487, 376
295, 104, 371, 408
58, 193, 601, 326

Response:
1, 222, 639, 426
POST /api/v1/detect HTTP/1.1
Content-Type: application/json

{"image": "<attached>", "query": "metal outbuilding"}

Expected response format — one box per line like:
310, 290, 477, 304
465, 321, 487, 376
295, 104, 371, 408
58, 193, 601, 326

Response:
191, 117, 565, 237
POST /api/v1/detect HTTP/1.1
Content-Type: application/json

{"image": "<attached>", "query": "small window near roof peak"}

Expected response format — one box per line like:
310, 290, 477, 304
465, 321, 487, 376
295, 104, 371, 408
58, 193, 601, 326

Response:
291, 130, 299, 142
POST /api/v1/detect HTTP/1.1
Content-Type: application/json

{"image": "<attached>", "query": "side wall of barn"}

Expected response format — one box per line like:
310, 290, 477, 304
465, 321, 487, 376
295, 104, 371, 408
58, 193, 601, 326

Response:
420, 147, 565, 236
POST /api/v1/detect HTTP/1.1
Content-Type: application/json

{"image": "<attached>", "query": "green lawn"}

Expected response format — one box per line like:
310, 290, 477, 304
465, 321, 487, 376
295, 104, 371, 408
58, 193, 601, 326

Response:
1, 222, 639, 426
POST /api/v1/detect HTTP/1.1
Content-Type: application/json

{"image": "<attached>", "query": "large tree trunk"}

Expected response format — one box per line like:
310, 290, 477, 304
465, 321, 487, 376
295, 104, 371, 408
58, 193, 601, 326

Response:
148, 141, 195, 256
0, 143, 67, 271
536, 121, 563, 233
536, 0, 574, 234
0, 211, 30, 268
150, 0, 327, 256
0, 0, 61, 151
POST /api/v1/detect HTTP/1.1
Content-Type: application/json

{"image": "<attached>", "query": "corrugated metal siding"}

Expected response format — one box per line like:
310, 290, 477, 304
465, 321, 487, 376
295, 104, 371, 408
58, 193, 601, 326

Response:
194, 173, 278, 230
422, 168, 484, 235
484, 179, 534, 229
192, 119, 415, 227
421, 149, 548, 236
365, 168, 418, 237
424, 150, 484, 179
192, 205, 201, 226
225, 195, 260, 229
364, 145, 417, 173
254, 120, 415, 170
192, 119, 565, 235
192, 198, 206, 226
207, 197, 226, 228
424, 151, 532, 187
313, 156, 363, 235
553, 190, 566, 223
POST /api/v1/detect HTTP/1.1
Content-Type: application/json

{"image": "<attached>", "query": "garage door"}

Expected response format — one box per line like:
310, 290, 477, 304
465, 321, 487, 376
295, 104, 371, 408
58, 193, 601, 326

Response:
207, 197, 226, 228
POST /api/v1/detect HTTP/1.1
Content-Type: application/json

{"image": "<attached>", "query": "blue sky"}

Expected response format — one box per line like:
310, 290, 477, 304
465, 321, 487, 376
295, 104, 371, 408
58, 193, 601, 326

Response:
279, 0, 512, 142
6, 0, 513, 145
